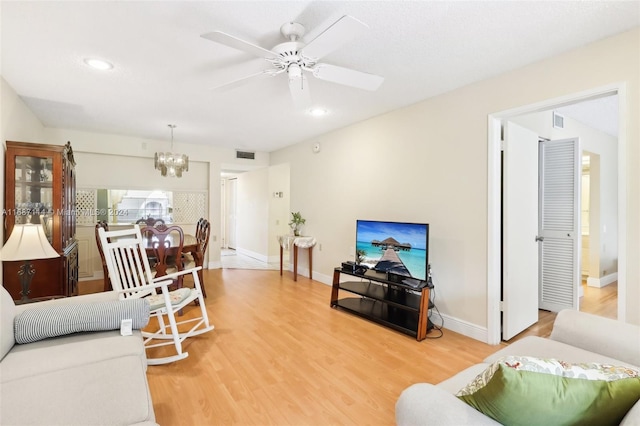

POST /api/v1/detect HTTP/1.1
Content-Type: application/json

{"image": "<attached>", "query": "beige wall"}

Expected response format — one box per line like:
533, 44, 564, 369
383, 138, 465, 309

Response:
0, 82, 271, 278
40, 128, 269, 274
0, 77, 48, 245
72, 151, 210, 278
270, 28, 640, 336
2, 27, 638, 337
225, 163, 290, 264
268, 163, 291, 262
236, 167, 269, 260
74, 151, 209, 191
1, 78, 47, 145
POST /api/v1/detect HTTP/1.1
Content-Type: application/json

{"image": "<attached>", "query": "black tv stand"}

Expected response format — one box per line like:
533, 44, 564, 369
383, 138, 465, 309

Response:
330, 267, 432, 341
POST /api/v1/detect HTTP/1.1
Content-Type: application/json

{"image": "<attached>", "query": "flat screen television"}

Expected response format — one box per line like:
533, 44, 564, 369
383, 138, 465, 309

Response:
355, 220, 429, 281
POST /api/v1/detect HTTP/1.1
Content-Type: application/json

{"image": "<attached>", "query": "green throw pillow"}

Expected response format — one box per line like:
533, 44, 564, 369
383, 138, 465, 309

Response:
457, 357, 640, 426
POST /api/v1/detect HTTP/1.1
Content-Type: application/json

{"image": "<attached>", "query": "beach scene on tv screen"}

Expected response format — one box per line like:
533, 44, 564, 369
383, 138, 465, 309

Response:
356, 221, 428, 281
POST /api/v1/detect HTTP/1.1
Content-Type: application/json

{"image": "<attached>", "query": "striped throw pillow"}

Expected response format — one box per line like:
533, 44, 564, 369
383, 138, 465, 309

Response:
14, 299, 150, 344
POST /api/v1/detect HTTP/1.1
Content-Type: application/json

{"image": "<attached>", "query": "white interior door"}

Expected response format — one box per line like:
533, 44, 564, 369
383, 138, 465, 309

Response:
226, 178, 237, 250
538, 138, 580, 312
502, 122, 540, 340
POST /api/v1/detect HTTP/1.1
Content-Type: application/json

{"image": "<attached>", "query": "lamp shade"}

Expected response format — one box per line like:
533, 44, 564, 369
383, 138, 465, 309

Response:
0, 224, 59, 261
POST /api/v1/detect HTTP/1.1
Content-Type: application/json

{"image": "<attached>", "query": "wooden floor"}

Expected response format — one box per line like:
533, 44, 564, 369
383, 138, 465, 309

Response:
80, 269, 503, 425
77, 272, 617, 424
506, 281, 618, 343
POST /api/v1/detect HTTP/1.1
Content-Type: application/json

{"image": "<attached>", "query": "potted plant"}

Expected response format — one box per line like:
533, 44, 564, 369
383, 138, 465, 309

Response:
289, 211, 306, 236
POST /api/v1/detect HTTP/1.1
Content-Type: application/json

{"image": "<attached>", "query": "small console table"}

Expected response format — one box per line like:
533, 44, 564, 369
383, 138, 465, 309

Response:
278, 236, 316, 281
330, 267, 432, 341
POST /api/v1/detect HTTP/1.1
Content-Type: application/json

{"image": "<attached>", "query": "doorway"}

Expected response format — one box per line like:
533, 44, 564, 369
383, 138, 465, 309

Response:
220, 173, 242, 267
578, 151, 618, 320
219, 170, 284, 270
488, 86, 626, 345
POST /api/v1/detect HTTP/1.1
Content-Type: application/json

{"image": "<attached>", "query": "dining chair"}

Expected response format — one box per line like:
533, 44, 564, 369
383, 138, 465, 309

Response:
195, 217, 206, 235
136, 217, 166, 227
185, 219, 210, 264
141, 224, 184, 288
197, 219, 211, 257
98, 225, 213, 365
137, 217, 166, 238
95, 220, 111, 292
184, 219, 210, 297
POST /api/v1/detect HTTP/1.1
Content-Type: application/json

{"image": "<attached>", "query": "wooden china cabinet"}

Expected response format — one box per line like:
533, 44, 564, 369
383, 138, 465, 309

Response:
3, 141, 78, 300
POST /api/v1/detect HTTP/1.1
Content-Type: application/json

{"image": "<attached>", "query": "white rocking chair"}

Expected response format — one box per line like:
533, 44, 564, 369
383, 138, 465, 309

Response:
98, 225, 213, 365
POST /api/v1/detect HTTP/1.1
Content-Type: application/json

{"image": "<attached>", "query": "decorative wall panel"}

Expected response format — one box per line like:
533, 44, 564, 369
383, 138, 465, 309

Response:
173, 192, 207, 223
76, 189, 97, 226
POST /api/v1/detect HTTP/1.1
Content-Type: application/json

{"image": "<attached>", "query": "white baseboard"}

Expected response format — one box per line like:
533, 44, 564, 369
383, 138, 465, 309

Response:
435, 313, 491, 344
587, 272, 618, 288
313, 271, 333, 286
312, 270, 493, 344
236, 248, 268, 263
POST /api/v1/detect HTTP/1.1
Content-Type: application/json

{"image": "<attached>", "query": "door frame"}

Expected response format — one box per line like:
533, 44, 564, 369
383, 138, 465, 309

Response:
223, 176, 238, 250
487, 83, 627, 345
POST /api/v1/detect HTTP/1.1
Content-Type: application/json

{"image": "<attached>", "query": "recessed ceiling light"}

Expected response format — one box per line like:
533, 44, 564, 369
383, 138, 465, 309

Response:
309, 108, 328, 117
83, 58, 113, 70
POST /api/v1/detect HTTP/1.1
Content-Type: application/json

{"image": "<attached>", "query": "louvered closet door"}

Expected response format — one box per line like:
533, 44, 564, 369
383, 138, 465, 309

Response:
538, 138, 580, 312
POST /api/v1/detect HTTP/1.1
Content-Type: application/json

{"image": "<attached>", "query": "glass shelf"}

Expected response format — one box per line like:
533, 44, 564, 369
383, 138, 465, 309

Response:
13, 155, 55, 242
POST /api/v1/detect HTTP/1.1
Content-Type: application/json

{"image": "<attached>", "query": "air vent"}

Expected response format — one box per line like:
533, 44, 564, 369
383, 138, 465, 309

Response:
236, 150, 255, 160
553, 111, 565, 129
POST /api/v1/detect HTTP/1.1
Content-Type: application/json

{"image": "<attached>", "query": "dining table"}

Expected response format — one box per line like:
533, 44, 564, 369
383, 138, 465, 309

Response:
141, 232, 206, 297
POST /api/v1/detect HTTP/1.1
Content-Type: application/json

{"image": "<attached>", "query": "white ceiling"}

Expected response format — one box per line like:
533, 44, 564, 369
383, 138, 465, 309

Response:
1, 1, 638, 152
556, 95, 619, 137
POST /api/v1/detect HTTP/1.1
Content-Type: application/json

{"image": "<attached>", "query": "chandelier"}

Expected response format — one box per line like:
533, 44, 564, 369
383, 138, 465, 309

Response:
154, 124, 189, 178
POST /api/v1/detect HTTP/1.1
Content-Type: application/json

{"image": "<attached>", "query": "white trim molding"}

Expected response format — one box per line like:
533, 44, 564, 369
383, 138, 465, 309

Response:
487, 82, 627, 345
437, 314, 489, 343
587, 272, 618, 288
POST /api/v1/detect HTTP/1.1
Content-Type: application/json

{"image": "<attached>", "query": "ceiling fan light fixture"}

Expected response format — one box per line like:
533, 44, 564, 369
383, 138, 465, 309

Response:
309, 107, 328, 117
288, 63, 302, 78
154, 124, 189, 178
203, 15, 384, 109
83, 57, 113, 70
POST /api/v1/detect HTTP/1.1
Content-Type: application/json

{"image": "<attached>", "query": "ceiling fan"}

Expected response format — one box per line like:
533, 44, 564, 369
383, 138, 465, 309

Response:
201, 15, 384, 109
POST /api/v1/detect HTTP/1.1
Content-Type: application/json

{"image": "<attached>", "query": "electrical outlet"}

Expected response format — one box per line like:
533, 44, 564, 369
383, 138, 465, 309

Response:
212, 235, 217, 242
319, 243, 322, 251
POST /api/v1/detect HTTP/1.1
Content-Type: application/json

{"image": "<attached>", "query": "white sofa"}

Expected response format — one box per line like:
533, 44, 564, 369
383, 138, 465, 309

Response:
396, 309, 640, 425
0, 287, 157, 425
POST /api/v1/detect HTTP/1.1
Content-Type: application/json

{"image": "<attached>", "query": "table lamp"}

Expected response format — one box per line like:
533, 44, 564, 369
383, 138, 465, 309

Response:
0, 224, 59, 302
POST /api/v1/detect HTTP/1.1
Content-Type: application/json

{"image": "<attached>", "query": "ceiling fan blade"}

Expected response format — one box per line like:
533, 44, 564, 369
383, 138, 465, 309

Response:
210, 70, 273, 92
299, 15, 368, 60
312, 63, 384, 91
201, 31, 278, 59
288, 73, 312, 110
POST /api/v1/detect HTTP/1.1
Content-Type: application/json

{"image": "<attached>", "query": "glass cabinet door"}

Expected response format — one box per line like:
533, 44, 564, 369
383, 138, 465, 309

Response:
14, 155, 54, 243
